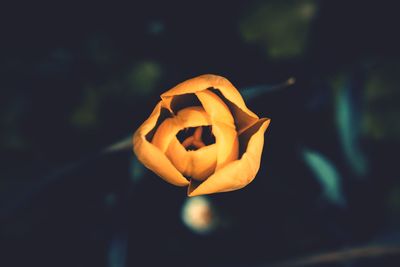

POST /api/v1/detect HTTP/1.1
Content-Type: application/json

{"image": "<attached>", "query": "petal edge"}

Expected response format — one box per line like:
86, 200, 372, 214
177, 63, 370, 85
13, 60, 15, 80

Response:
188, 118, 270, 196
133, 103, 189, 186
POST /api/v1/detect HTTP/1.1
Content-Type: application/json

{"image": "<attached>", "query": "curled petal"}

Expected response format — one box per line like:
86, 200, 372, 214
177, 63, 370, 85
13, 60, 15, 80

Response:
188, 118, 270, 196
195, 90, 234, 127
151, 106, 210, 152
176, 106, 211, 128
152, 106, 216, 182
132, 102, 189, 186
165, 138, 191, 176
166, 138, 217, 181
196, 90, 238, 170
151, 118, 180, 153
161, 74, 259, 132
212, 121, 239, 170
187, 145, 217, 181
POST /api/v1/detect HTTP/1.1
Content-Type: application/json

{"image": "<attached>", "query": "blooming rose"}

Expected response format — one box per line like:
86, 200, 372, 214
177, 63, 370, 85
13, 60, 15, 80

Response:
133, 74, 270, 196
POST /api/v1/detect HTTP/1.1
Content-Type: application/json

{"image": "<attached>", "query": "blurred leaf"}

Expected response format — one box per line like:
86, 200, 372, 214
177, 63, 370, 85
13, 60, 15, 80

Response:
70, 87, 100, 129
127, 61, 162, 96
239, 0, 316, 59
147, 20, 165, 35
130, 155, 146, 183
303, 148, 346, 207
108, 232, 128, 267
334, 75, 367, 176
363, 62, 400, 140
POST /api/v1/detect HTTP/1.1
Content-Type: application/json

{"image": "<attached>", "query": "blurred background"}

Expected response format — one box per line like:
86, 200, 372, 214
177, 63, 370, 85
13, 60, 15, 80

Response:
1, 0, 400, 266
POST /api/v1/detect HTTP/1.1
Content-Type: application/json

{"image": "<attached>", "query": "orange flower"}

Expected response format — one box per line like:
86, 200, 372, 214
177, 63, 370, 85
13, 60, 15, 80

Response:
133, 74, 270, 196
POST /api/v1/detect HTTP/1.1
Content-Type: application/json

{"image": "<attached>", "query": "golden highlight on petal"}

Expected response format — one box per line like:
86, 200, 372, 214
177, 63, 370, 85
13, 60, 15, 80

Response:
212, 121, 239, 170
132, 74, 271, 196
166, 138, 217, 181
133, 103, 189, 186
195, 90, 235, 127
188, 118, 270, 196
161, 74, 258, 119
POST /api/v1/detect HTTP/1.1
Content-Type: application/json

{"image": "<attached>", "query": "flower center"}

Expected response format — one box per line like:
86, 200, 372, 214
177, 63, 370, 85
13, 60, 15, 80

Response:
176, 126, 215, 151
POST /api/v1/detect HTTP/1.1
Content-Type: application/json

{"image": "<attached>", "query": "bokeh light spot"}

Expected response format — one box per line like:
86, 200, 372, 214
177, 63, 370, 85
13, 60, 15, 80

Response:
181, 196, 217, 234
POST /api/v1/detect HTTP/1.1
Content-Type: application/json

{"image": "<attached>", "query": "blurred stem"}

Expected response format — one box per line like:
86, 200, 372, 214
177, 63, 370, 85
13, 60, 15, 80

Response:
241, 77, 296, 101
268, 245, 400, 267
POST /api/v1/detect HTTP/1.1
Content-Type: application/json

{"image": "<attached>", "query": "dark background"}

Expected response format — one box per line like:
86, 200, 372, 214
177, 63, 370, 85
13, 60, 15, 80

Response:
1, 0, 400, 266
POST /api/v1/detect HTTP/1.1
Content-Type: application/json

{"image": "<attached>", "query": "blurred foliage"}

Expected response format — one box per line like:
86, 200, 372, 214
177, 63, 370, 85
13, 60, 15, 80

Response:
126, 61, 162, 96
332, 73, 367, 176
303, 148, 345, 206
69, 60, 162, 130
70, 87, 101, 128
363, 61, 400, 140
240, 0, 316, 59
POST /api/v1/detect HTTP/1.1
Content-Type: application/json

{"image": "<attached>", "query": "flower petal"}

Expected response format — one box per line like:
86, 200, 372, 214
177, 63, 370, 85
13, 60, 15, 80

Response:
133, 102, 189, 186
195, 90, 238, 170
195, 90, 234, 126
151, 106, 211, 152
188, 118, 270, 196
161, 74, 259, 132
212, 121, 239, 170
165, 137, 190, 175
151, 118, 180, 153
166, 138, 217, 182
187, 144, 217, 181
176, 106, 211, 128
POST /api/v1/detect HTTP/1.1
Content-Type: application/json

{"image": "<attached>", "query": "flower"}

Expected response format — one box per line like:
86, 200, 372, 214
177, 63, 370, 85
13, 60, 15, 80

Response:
133, 74, 270, 196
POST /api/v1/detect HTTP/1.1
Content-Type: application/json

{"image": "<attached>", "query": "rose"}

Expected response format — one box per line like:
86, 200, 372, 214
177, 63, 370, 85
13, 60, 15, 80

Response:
133, 74, 270, 196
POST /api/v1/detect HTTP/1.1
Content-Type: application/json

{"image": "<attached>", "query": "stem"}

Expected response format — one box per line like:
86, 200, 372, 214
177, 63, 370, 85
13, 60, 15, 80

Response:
267, 245, 400, 267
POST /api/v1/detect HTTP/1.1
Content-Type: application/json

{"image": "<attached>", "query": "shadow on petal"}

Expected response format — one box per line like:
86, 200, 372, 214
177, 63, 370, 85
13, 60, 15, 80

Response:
145, 107, 172, 142
239, 117, 271, 157
210, 89, 259, 135
168, 93, 202, 114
